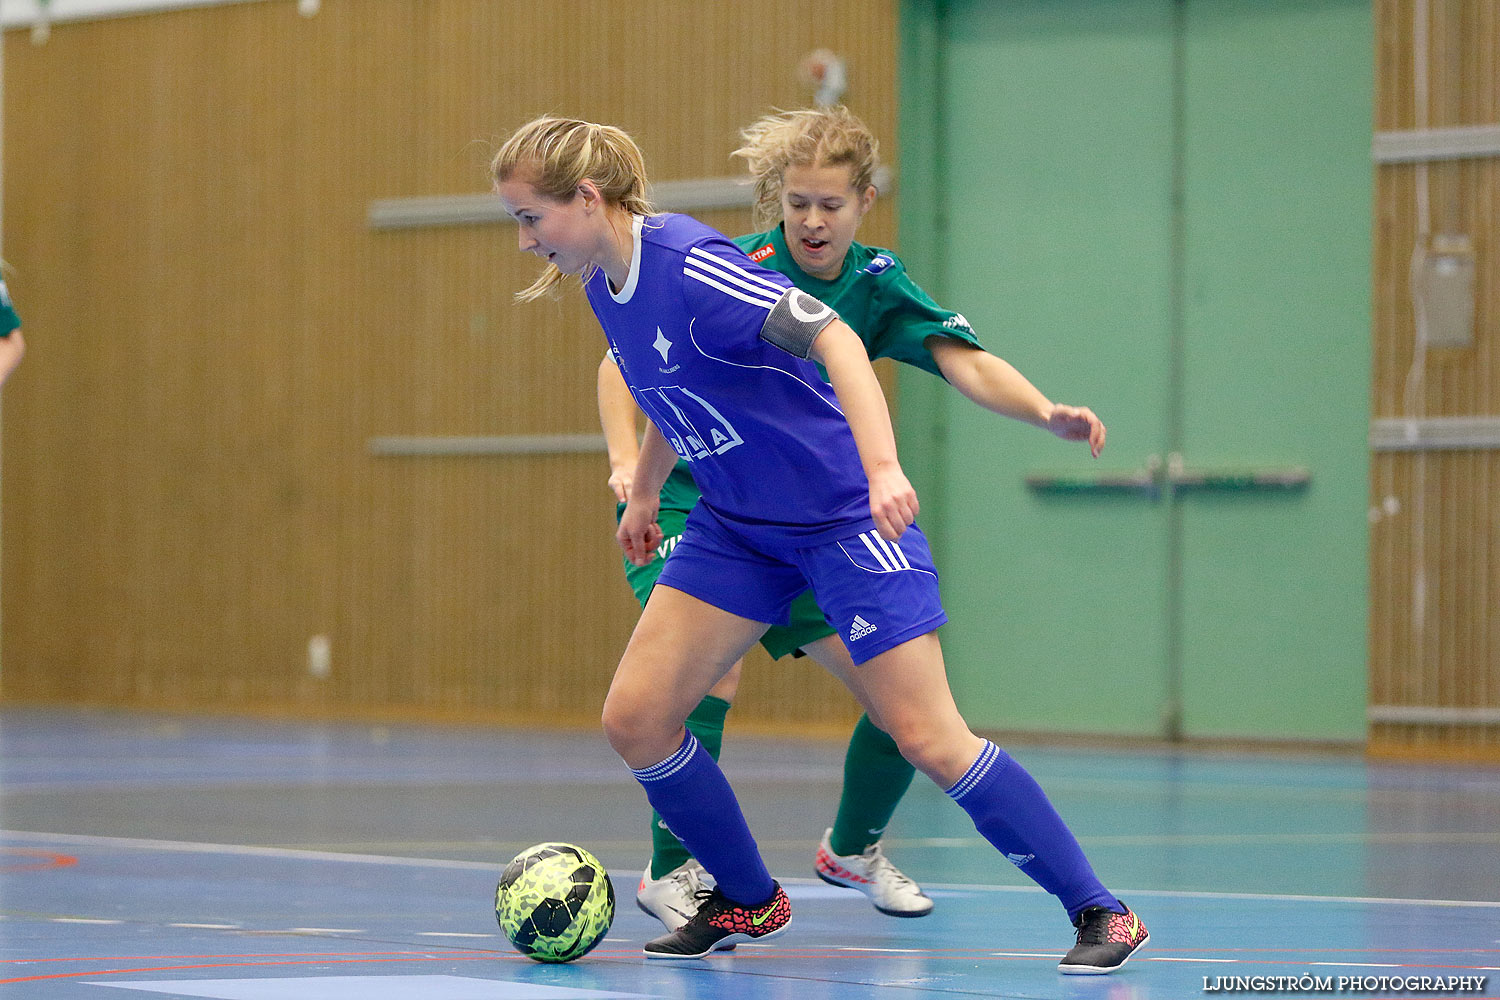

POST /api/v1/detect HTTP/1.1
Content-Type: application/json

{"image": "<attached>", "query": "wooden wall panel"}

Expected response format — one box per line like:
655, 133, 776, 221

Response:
1, 0, 899, 735
1371, 1, 1500, 756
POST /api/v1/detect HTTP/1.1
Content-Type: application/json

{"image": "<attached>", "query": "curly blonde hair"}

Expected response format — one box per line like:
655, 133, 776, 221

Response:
493, 116, 657, 301
732, 106, 880, 230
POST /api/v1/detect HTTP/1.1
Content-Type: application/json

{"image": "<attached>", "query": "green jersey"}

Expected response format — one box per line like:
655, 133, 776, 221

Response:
0, 279, 19, 337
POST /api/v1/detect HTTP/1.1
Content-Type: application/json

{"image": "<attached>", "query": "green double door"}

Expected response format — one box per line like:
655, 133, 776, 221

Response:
899, 0, 1369, 740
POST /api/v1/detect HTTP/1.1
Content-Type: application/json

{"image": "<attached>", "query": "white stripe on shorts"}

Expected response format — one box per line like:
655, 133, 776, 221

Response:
858, 531, 896, 572
874, 531, 912, 570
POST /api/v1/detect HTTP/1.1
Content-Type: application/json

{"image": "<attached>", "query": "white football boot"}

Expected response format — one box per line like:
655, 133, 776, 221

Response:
814, 827, 934, 917
635, 858, 711, 932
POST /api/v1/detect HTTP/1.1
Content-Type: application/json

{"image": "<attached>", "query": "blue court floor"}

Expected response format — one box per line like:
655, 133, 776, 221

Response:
1, 706, 1497, 998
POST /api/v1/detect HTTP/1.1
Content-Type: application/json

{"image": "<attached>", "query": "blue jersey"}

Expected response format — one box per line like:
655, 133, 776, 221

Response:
585, 214, 874, 544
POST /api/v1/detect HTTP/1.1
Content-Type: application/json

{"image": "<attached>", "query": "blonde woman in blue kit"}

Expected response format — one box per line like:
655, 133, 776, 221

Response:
573, 108, 1147, 972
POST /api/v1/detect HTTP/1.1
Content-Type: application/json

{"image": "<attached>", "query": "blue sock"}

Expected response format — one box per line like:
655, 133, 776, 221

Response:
630, 731, 775, 907
946, 741, 1121, 922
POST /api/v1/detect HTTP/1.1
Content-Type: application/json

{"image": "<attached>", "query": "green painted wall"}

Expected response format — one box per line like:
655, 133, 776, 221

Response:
898, 0, 1370, 741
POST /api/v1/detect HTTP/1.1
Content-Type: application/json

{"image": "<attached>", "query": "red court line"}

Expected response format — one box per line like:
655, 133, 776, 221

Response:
1134, 953, 1500, 959
13, 944, 1486, 960
662, 949, 1500, 975
0, 949, 1095, 986
0, 953, 532, 985
7, 950, 1495, 986
7, 946, 1494, 967
0, 848, 78, 873
0, 950, 500, 965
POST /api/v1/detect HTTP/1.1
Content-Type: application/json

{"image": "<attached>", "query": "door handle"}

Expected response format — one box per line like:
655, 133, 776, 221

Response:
1024, 454, 1164, 499
1164, 453, 1310, 495
1024, 453, 1310, 499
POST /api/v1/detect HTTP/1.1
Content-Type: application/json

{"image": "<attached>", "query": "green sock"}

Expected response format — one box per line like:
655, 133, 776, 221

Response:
648, 695, 730, 880
828, 713, 916, 857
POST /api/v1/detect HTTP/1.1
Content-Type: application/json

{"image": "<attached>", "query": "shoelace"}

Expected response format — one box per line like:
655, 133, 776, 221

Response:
682, 886, 728, 921
864, 843, 919, 890
663, 863, 705, 898
1072, 907, 1113, 944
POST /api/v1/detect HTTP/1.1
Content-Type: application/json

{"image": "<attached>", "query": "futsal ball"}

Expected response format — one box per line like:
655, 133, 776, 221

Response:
494, 842, 615, 962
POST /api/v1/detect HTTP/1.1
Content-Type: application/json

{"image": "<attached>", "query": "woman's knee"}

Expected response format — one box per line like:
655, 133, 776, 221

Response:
885, 726, 941, 776
600, 688, 673, 764
599, 694, 632, 753
882, 722, 983, 787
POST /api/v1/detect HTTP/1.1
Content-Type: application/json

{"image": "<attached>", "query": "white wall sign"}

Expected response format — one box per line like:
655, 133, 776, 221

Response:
1, 0, 271, 28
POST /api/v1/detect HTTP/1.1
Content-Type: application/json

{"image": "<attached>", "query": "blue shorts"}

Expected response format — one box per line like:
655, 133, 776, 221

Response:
656, 504, 947, 665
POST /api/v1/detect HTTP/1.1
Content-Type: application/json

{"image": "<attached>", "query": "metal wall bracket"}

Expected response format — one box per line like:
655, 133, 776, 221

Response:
1372, 124, 1500, 164
1369, 416, 1500, 452
367, 434, 606, 457
369, 166, 896, 232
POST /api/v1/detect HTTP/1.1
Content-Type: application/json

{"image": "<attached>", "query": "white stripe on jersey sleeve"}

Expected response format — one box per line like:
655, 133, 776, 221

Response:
684, 257, 783, 309
687, 245, 792, 293
684, 258, 783, 306
684, 268, 779, 311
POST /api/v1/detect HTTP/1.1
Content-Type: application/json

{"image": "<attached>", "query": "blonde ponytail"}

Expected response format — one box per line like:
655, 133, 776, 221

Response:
493, 116, 657, 301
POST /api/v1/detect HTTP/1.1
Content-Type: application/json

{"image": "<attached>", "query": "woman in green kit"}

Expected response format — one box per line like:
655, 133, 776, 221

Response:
598, 106, 1106, 933
0, 269, 26, 386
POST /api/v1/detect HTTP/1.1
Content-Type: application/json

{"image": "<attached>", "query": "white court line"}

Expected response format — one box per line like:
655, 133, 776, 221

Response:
50, 917, 123, 924
7, 828, 1500, 911
415, 932, 494, 938
914, 878, 1500, 909
885, 829, 1500, 848
1309, 962, 1402, 968
0, 829, 495, 871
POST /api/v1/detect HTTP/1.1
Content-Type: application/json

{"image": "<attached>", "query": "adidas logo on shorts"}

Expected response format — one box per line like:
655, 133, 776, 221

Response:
848, 615, 878, 641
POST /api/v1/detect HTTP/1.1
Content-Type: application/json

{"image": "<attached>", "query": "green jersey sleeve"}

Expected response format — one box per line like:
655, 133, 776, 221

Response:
0, 279, 19, 337
862, 250, 982, 379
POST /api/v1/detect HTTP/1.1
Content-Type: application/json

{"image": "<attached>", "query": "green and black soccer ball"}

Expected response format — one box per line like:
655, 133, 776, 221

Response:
495, 842, 615, 962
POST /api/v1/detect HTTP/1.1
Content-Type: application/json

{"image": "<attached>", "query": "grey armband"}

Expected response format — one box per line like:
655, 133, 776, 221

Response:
759, 287, 839, 359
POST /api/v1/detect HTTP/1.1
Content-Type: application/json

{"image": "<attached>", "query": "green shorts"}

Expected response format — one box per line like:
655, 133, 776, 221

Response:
620, 506, 836, 659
